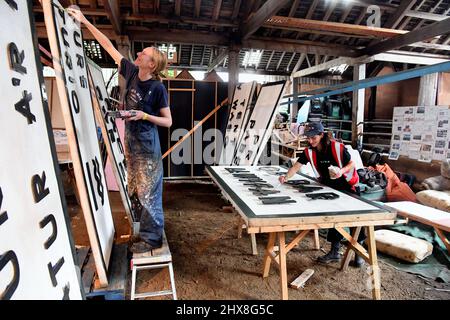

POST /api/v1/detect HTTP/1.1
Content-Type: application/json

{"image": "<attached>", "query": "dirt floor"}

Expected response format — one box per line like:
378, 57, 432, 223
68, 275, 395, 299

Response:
68, 180, 450, 300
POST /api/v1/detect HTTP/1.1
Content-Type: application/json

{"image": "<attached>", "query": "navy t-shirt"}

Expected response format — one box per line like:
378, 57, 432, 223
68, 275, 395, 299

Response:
297, 143, 352, 191
119, 58, 168, 127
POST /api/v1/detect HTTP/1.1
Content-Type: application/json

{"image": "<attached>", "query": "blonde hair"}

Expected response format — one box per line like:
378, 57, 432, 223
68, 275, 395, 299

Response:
150, 47, 168, 81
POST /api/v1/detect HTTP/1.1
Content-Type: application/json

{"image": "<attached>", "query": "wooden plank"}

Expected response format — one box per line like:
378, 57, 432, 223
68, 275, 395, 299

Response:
82, 251, 96, 294
341, 226, 362, 271
364, 18, 450, 56
278, 232, 288, 300
103, 0, 122, 35
265, 16, 408, 38
194, 0, 202, 18
132, 231, 172, 265
212, 0, 222, 20
384, 0, 416, 29
240, 0, 291, 40
175, 0, 181, 16
285, 230, 309, 253
92, 244, 127, 293
262, 232, 276, 278
405, 10, 448, 22
231, 0, 242, 20
367, 226, 381, 300
290, 269, 314, 289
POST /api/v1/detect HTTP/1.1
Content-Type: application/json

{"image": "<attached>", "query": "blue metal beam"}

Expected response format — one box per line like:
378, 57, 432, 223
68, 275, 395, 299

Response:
281, 61, 450, 106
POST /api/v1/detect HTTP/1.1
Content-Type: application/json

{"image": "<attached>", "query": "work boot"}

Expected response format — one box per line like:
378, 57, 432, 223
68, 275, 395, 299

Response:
129, 240, 154, 254
317, 241, 342, 264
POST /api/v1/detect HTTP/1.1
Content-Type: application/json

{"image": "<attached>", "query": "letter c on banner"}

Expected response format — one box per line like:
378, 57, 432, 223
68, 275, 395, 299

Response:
0, 251, 20, 300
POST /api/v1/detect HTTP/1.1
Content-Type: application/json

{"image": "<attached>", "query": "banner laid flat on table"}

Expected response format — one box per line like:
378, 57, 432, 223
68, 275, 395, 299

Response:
0, 0, 83, 299
42, 0, 115, 286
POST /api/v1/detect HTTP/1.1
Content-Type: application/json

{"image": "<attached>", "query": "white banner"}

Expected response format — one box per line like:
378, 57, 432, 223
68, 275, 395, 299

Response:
0, 0, 82, 299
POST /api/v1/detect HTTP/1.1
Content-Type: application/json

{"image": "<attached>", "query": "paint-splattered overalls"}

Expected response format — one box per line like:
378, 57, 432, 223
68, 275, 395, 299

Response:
121, 59, 166, 247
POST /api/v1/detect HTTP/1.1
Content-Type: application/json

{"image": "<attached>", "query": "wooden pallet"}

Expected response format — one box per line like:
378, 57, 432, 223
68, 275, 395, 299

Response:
76, 243, 128, 300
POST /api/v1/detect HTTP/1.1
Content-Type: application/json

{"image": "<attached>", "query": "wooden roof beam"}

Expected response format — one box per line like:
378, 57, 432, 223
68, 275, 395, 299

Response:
207, 48, 228, 72
266, 16, 408, 39
194, 0, 201, 18
175, 0, 181, 16
103, 0, 122, 35
212, 0, 222, 21
231, 0, 242, 20
363, 18, 450, 56
240, 0, 290, 40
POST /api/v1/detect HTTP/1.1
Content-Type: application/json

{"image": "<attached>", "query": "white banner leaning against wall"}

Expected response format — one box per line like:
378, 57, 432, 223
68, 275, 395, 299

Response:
218, 81, 256, 165
0, 0, 83, 299
42, 0, 115, 286
87, 58, 135, 224
233, 81, 286, 166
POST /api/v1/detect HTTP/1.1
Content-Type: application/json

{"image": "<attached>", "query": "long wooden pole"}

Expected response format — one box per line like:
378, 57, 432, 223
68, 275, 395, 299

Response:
162, 97, 228, 159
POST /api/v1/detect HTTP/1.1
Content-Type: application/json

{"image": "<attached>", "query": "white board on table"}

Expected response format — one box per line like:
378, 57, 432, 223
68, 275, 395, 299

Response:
233, 81, 286, 166
209, 166, 380, 216
218, 82, 256, 165
0, 0, 83, 299
87, 58, 135, 223
42, 0, 115, 286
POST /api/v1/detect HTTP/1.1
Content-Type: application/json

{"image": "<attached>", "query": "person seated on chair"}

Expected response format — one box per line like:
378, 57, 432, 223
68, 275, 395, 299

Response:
279, 121, 365, 267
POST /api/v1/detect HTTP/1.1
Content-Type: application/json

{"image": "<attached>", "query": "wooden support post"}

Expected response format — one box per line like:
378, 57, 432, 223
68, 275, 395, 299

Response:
262, 232, 276, 278
228, 48, 239, 102
367, 226, 381, 300
278, 232, 288, 300
418, 73, 438, 106
251, 234, 258, 256
435, 227, 450, 254
313, 229, 320, 250
291, 77, 299, 124
352, 64, 365, 148
341, 226, 362, 271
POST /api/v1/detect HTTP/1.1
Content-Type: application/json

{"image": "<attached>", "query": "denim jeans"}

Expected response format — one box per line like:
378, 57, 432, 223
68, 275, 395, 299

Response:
125, 123, 164, 246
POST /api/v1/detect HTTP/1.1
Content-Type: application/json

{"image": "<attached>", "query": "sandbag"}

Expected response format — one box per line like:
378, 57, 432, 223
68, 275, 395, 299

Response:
416, 190, 450, 213
372, 164, 417, 202
375, 229, 433, 263
421, 175, 450, 191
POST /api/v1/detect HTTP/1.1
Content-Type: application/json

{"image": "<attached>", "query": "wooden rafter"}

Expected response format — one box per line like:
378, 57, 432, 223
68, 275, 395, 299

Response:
240, 0, 290, 40
132, 0, 139, 14
385, 0, 416, 29
231, 0, 242, 20
103, 0, 122, 35
363, 18, 450, 56
207, 48, 228, 72
276, 52, 286, 70
265, 16, 408, 39
265, 51, 275, 70
194, 0, 201, 18
212, 0, 222, 21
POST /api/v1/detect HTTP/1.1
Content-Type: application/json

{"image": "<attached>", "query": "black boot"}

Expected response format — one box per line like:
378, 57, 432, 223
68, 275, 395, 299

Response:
318, 241, 342, 264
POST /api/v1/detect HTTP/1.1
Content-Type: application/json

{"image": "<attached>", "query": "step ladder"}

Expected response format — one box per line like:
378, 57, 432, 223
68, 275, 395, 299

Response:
130, 231, 177, 300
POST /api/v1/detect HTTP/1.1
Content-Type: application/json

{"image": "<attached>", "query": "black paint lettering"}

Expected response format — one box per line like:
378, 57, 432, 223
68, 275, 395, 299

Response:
229, 112, 234, 121
68, 76, 75, 84
0, 251, 20, 300
246, 151, 253, 160
47, 257, 65, 287
240, 99, 246, 106
39, 215, 57, 250
117, 138, 124, 154
58, 8, 66, 24
93, 158, 104, 206
232, 99, 238, 110
85, 161, 98, 211
8, 43, 27, 74
65, 52, 72, 70
239, 144, 246, 153
249, 120, 256, 129
236, 84, 242, 90
15, 91, 36, 124
234, 157, 240, 165
71, 90, 80, 113
119, 162, 126, 180
236, 111, 242, 119
0, 187, 7, 226
12, 78, 20, 86
79, 75, 87, 88
76, 54, 84, 68
73, 31, 82, 47
233, 125, 238, 132
5, 0, 18, 10
61, 28, 69, 47
31, 171, 50, 203
108, 129, 116, 143
254, 135, 260, 144
105, 98, 112, 111
226, 124, 232, 130
244, 131, 250, 140
111, 120, 118, 133
62, 284, 70, 300
95, 86, 103, 101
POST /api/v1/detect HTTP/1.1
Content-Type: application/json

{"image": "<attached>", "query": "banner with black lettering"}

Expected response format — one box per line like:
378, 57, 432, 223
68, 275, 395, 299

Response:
42, 0, 115, 286
87, 58, 135, 223
0, 0, 83, 299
